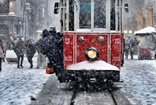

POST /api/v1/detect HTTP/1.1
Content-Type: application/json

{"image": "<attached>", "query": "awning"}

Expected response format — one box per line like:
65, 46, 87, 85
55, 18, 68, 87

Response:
134, 26, 156, 35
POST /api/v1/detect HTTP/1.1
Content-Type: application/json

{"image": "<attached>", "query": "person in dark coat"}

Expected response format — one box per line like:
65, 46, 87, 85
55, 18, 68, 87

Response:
40, 29, 65, 82
49, 28, 64, 80
124, 38, 130, 59
0, 39, 4, 72
130, 37, 140, 59
130, 38, 135, 59
35, 38, 46, 69
25, 39, 36, 68
14, 38, 25, 68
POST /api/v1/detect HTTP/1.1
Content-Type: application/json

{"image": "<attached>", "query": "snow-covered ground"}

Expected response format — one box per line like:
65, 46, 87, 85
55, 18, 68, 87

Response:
0, 54, 50, 105
1, 54, 156, 105
121, 55, 156, 105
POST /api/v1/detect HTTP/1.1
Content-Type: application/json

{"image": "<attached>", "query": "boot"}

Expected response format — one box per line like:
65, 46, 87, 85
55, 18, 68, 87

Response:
30, 64, 33, 68
20, 65, 23, 68
17, 65, 20, 68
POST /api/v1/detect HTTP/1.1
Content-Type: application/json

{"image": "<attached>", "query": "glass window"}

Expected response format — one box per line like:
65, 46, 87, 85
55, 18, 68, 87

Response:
69, 0, 74, 31
94, 0, 106, 28
0, 0, 9, 14
79, 0, 91, 29
111, 0, 116, 30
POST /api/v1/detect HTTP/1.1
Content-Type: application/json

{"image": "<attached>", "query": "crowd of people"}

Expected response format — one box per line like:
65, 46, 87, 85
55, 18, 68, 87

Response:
39, 27, 64, 82
10, 37, 38, 69
0, 27, 64, 82
0, 27, 63, 73
124, 37, 140, 59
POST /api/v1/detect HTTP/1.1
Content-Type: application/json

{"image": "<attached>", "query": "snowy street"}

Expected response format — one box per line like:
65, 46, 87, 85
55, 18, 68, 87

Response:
0, 55, 50, 105
121, 56, 156, 105
0, 55, 156, 105
32, 56, 156, 105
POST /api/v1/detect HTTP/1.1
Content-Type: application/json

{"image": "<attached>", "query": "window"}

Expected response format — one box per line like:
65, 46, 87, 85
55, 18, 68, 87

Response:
111, 0, 116, 30
79, 0, 91, 29
0, 0, 9, 14
77, 0, 117, 31
94, 0, 106, 28
69, 0, 74, 31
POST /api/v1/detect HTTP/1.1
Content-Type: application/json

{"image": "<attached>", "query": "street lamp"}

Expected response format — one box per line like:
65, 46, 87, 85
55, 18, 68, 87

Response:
124, 30, 128, 34
129, 30, 132, 34
24, 3, 31, 39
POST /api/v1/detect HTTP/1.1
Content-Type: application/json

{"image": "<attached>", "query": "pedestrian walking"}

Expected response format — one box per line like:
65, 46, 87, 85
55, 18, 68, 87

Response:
25, 39, 36, 68
14, 38, 25, 68
124, 38, 130, 59
130, 37, 140, 59
36, 38, 46, 69
0, 39, 4, 72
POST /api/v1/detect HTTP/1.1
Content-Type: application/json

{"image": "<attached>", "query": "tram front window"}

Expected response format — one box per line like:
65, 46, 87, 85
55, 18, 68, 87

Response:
94, 0, 106, 28
79, 0, 91, 29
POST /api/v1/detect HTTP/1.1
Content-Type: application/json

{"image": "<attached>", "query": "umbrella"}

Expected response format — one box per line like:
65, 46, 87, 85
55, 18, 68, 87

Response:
0, 34, 7, 40
24, 37, 33, 41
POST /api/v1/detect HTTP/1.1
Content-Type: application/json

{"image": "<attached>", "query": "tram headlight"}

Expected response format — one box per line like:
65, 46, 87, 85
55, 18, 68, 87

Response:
85, 47, 99, 61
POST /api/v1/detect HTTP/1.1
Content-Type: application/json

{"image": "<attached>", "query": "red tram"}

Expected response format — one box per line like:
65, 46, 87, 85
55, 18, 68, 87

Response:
47, 0, 125, 83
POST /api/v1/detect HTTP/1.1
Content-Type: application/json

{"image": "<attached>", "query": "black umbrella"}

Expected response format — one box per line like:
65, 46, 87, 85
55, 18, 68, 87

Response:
0, 34, 7, 40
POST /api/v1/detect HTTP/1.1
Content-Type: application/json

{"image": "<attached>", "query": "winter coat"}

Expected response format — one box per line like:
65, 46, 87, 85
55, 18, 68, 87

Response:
35, 39, 42, 53
14, 39, 25, 56
42, 29, 51, 38
130, 38, 139, 53
40, 35, 57, 57
0, 40, 4, 58
25, 43, 36, 57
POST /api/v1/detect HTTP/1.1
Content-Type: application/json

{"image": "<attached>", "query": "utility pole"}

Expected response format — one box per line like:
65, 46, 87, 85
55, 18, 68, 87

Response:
23, 1, 31, 40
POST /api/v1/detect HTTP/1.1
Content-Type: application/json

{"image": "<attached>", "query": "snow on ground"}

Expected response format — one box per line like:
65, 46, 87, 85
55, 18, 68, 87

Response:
1, 53, 156, 105
121, 55, 156, 105
0, 54, 51, 105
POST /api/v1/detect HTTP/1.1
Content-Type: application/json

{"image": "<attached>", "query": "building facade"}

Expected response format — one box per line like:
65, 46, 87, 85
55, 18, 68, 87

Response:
25, 0, 52, 40
0, 0, 52, 41
123, 0, 156, 35
0, 0, 23, 37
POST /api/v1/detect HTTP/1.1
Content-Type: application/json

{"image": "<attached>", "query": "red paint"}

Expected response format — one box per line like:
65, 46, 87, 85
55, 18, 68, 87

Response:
139, 48, 151, 56
63, 32, 123, 70
111, 34, 121, 69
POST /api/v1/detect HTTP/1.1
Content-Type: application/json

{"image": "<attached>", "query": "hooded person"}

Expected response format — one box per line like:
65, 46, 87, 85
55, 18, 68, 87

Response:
25, 39, 36, 68
14, 38, 25, 68
42, 29, 51, 38
40, 29, 65, 82
49, 27, 59, 40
